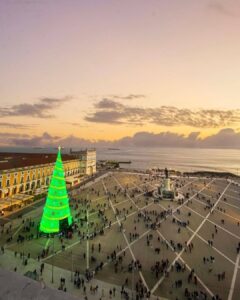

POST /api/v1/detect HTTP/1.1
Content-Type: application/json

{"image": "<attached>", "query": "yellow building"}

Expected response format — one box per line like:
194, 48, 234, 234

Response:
0, 149, 96, 199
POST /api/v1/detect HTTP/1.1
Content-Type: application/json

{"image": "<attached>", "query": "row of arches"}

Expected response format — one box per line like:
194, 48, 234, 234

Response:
0, 177, 51, 198
65, 168, 82, 177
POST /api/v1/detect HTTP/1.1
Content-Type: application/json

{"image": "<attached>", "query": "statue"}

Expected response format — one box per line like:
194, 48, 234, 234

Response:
164, 168, 169, 179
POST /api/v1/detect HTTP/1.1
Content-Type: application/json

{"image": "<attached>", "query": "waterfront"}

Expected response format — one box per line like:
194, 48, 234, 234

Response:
97, 147, 240, 175
0, 147, 239, 175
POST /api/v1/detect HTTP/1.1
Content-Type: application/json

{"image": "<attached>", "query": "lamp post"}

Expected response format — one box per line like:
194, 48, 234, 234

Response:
51, 235, 55, 283
86, 207, 89, 270
10, 195, 12, 211
22, 241, 25, 265
131, 264, 135, 300
71, 250, 73, 282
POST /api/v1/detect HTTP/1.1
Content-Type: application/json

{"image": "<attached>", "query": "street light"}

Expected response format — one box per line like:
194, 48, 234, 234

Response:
10, 195, 12, 212
22, 241, 25, 265
71, 250, 73, 282
86, 207, 89, 270
131, 264, 135, 300
51, 234, 55, 283
86, 194, 90, 270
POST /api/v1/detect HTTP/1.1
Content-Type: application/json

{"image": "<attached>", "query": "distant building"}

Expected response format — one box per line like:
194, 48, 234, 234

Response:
0, 149, 96, 199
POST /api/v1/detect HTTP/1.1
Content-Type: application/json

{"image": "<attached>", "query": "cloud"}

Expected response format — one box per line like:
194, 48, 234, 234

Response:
6, 132, 60, 147
0, 132, 30, 146
121, 131, 204, 147
1, 132, 107, 148
199, 128, 240, 148
112, 94, 146, 100
65, 122, 89, 127
94, 99, 124, 110
208, 1, 236, 17
85, 99, 240, 128
0, 122, 38, 129
85, 109, 125, 124
116, 128, 240, 149
0, 96, 72, 118
0, 132, 30, 138
1, 128, 240, 149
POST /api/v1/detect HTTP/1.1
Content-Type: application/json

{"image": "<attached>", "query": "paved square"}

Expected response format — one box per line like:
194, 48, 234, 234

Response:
0, 171, 239, 300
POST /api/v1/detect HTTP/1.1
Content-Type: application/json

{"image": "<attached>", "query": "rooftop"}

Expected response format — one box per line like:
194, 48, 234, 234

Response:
0, 153, 79, 172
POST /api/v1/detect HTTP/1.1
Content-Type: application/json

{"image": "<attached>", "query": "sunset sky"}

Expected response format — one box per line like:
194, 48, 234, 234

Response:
0, 0, 240, 148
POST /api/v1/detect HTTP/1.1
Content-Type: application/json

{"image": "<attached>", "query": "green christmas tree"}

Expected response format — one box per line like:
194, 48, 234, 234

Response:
40, 147, 72, 234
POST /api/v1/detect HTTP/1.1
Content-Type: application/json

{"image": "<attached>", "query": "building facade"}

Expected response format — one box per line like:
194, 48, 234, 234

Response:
0, 149, 96, 199
69, 149, 96, 176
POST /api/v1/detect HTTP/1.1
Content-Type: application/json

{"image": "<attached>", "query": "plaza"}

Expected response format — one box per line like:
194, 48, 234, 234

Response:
0, 171, 239, 300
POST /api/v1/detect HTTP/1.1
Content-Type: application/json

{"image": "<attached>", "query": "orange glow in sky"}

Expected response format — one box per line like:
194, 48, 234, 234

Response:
0, 1, 240, 146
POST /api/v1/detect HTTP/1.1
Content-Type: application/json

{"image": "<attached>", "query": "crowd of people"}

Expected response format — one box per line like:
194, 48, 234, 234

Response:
0, 173, 239, 300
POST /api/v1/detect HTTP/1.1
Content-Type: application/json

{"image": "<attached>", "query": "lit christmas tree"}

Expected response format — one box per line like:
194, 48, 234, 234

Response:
40, 147, 72, 234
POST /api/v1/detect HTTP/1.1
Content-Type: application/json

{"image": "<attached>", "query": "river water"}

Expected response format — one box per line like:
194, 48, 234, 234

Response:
97, 147, 240, 175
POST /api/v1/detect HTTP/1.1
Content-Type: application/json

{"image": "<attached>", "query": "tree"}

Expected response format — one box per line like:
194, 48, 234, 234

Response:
40, 147, 72, 233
